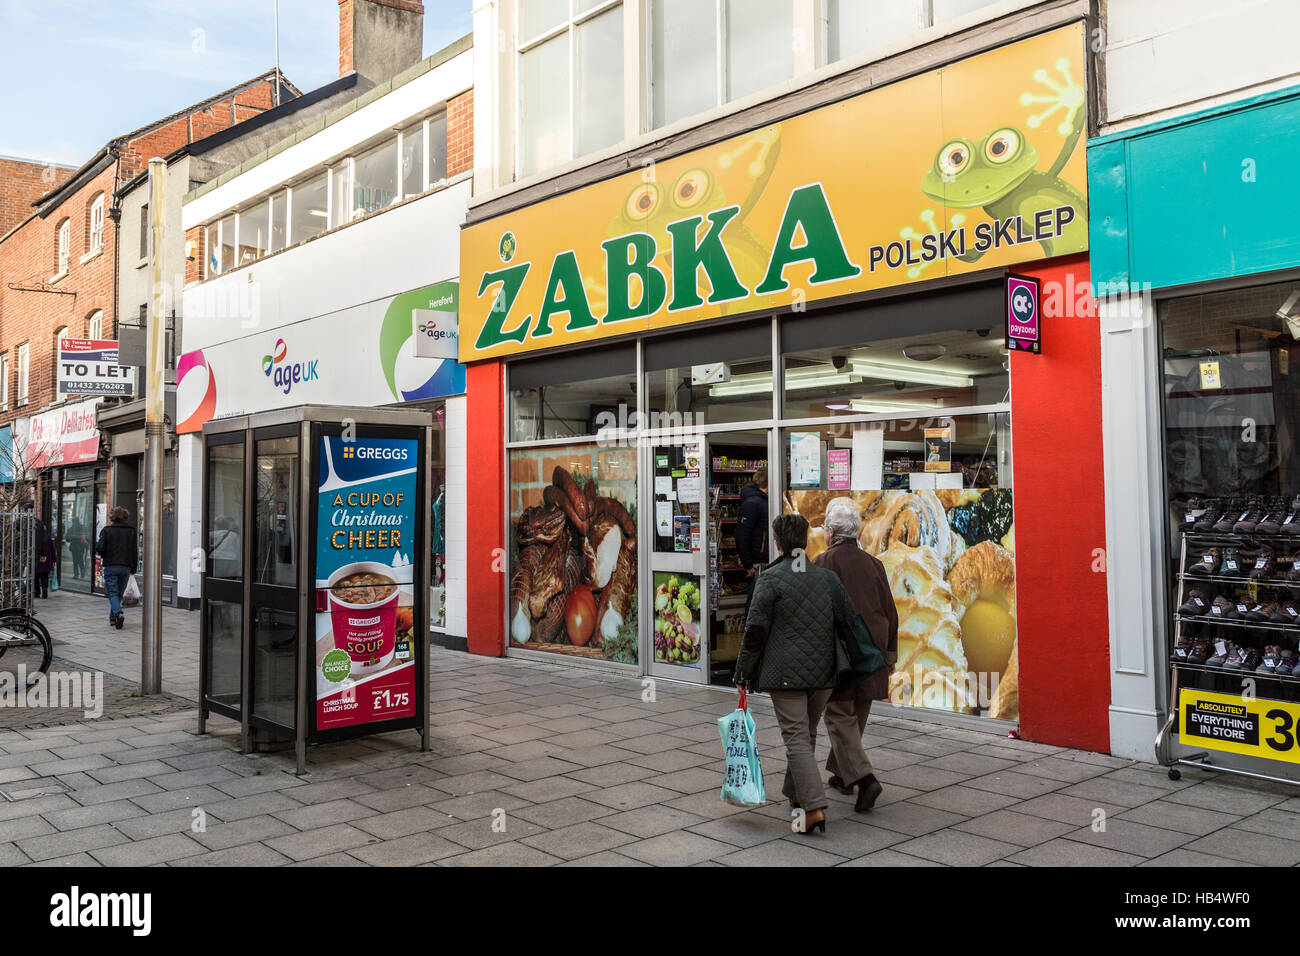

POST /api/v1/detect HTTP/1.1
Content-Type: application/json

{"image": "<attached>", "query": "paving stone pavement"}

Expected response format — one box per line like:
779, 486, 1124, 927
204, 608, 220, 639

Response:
2, 590, 1299, 866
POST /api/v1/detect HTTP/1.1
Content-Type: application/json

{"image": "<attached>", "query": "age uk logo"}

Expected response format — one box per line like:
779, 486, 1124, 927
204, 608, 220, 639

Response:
262, 338, 319, 395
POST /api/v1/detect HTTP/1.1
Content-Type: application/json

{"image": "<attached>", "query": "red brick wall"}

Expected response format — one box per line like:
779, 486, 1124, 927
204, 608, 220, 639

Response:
0, 76, 279, 438
184, 226, 206, 286
447, 89, 473, 177
0, 162, 118, 426
0, 159, 75, 239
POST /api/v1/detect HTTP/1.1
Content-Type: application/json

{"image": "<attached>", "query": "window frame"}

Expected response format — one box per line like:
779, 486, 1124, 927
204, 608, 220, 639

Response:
515, 0, 625, 179
88, 310, 104, 341
88, 195, 105, 253
16, 343, 30, 407
0, 352, 8, 412
55, 219, 70, 278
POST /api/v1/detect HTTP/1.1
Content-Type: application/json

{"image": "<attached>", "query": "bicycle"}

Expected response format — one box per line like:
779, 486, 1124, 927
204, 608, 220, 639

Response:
0, 606, 53, 688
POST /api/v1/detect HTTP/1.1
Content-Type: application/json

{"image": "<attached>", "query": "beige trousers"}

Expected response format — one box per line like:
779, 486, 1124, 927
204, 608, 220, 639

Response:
770, 688, 832, 812
824, 697, 874, 785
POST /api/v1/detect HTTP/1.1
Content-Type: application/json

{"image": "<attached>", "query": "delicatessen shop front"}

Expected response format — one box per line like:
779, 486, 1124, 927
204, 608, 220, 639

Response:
460, 24, 1112, 749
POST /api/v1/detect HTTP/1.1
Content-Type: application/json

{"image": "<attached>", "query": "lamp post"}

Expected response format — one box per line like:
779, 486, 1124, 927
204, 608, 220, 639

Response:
142, 158, 166, 694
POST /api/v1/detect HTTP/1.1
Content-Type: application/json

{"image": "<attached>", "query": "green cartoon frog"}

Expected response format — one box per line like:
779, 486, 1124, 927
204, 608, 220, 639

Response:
920, 63, 1087, 262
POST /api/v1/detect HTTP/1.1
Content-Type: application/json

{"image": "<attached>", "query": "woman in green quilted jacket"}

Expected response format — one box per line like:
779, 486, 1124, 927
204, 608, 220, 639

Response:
734, 512, 856, 834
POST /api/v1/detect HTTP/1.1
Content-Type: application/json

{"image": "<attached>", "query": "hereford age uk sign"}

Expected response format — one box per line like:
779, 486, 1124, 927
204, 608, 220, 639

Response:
57, 339, 135, 397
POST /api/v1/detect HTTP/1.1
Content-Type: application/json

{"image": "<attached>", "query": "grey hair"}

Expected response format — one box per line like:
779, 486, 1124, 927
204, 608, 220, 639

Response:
823, 497, 862, 542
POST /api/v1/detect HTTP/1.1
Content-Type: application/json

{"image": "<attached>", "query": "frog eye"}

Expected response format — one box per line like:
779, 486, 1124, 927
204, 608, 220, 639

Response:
985, 129, 1021, 165
937, 141, 970, 177
625, 182, 660, 220
673, 168, 711, 208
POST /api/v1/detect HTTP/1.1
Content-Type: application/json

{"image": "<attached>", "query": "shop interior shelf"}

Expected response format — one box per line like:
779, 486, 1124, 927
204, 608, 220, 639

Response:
1178, 572, 1300, 588
1168, 659, 1300, 683
1175, 614, 1299, 633
1182, 530, 1300, 546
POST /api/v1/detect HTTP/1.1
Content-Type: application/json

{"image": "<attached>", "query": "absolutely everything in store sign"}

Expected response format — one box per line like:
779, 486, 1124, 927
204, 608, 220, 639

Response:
458, 24, 1088, 363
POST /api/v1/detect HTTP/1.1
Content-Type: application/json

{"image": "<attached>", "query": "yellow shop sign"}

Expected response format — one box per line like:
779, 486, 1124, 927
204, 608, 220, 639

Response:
459, 23, 1089, 363
1179, 688, 1300, 765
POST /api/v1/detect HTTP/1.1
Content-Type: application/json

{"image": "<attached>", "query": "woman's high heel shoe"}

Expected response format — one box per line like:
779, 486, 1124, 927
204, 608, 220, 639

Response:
797, 809, 827, 834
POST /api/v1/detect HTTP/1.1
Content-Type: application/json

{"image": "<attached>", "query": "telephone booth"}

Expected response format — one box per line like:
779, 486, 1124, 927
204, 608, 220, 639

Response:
198, 405, 433, 773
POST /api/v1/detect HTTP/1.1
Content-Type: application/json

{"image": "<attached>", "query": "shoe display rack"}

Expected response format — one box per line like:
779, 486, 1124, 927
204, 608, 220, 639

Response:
1156, 524, 1300, 786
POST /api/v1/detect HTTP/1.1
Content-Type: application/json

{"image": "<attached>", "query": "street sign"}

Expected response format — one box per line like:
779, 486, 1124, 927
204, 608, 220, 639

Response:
57, 338, 135, 397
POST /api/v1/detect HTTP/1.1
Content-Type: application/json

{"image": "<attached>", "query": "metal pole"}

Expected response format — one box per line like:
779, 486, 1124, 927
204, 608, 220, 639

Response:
142, 158, 166, 695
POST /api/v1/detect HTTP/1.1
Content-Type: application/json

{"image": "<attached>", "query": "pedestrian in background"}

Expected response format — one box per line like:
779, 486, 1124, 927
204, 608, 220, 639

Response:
95, 507, 137, 630
734, 512, 855, 834
35, 523, 55, 599
734, 466, 768, 615
814, 497, 898, 812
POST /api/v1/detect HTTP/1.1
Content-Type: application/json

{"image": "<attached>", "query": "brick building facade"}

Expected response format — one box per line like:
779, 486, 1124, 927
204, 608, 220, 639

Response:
0, 157, 75, 239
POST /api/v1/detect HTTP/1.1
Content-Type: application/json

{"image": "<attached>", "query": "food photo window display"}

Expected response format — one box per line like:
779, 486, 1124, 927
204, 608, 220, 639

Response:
1163, 279, 1300, 687
508, 442, 639, 664
781, 411, 1018, 720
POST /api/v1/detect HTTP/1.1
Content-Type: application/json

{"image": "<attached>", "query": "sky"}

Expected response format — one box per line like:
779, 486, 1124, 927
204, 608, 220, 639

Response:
0, 0, 472, 166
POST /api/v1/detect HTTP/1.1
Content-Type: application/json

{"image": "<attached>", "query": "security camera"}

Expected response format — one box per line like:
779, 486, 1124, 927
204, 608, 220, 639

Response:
831, 354, 847, 370
894, 381, 906, 390
976, 328, 991, 338
1277, 291, 1300, 340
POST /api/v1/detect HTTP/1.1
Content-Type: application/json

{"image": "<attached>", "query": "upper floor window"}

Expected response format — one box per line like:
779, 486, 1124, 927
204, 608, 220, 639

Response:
517, 0, 624, 178
55, 219, 70, 277
0, 353, 9, 412
16, 343, 30, 406
827, 0, 1002, 64
88, 310, 104, 340
53, 327, 68, 398
199, 110, 449, 279
140, 203, 150, 260
88, 195, 105, 253
650, 0, 793, 130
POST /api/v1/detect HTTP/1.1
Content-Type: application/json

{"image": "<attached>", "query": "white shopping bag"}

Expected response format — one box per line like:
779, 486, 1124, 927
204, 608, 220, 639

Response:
122, 574, 141, 607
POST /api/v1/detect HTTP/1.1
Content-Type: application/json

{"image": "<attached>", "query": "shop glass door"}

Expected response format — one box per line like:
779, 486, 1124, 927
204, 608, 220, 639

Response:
203, 436, 245, 718
705, 431, 771, 687
250, 429, 299, 733
647, 438, 709, 683
59, 471, 96, 594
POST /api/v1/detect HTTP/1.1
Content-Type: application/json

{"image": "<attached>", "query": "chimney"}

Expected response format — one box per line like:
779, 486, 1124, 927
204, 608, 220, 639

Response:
339, 0, 424, 88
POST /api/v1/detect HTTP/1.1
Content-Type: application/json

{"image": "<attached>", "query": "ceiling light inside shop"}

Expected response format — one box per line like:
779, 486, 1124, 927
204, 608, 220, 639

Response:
709, 367, 857, 398
848, 398, 945, 414
848, 359, 972, 389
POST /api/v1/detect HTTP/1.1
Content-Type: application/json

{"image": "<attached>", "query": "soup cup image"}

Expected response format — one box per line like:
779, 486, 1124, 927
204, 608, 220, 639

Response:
325, 561, 402, 678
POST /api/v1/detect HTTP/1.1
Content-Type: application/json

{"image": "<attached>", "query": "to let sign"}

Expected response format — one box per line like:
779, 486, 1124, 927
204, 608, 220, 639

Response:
1005, 274, 1041, 354
58, 339, 135, 397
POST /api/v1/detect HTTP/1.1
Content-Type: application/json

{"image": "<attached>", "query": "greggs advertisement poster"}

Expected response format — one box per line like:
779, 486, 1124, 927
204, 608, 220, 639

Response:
314, 436, 419, 730
460, 24, 1087, 361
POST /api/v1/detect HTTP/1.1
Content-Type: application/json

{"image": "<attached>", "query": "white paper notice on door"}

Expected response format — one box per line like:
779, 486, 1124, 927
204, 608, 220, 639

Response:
851, 423, 884, 490
656, 501, 673, 536
677, 476, 701, 503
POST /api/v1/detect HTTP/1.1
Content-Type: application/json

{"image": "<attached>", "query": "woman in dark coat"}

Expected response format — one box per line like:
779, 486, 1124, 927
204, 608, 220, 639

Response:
814, 497, 899, 812
734, 513, 856, 834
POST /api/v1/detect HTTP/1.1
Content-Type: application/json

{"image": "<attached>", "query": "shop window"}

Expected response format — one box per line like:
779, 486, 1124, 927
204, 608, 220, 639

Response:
780, 411, 1017, 720
1160, 279, 1300, 755
401, 121, 425, 198
236, 198, 270, 264
289, 173, 327, 244
650, 0, 793, 130
517, 0, 624, 178
268, 191, 287, 253
780, 290, 1010, 419
509, 344, 637, 441
507, 440, 639, 664
352, 138, 400, 218
644, 321, 774, 427
218, 214, 236, 273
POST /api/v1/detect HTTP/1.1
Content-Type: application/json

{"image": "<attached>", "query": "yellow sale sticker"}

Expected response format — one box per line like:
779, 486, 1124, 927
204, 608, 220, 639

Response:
1198, 360, 1221, 389
1179, 688, 1300, 764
